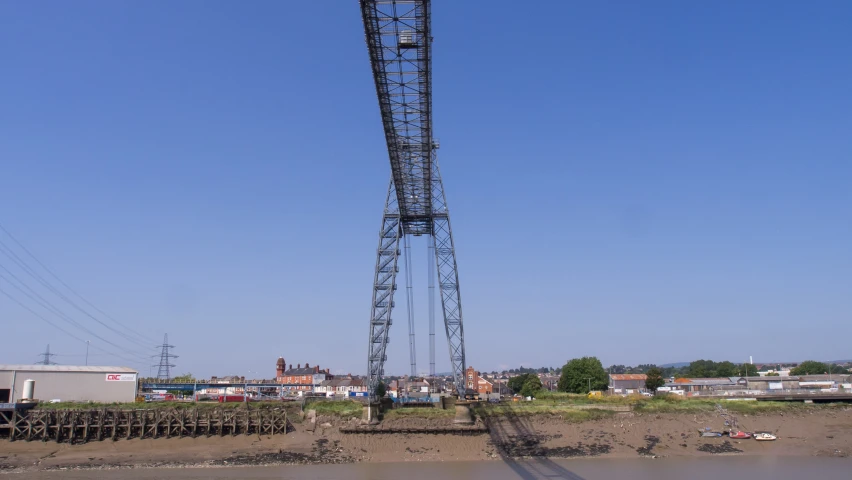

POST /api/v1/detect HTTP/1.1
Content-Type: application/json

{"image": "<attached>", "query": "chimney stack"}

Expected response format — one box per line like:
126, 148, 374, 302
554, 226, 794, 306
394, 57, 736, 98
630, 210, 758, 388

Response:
306, 363, 310, 368
289, 364, 292, 370
298, 363, 301, 369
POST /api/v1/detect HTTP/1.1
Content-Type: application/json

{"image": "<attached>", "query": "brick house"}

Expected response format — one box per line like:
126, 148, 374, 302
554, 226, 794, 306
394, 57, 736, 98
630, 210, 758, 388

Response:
465, 366, 493, 395
315, 378, 368, 396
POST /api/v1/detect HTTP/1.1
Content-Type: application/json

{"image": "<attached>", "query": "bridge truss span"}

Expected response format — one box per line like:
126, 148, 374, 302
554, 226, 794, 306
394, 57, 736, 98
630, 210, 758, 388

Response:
361, 0, 434, 235
361, 0, 468, 397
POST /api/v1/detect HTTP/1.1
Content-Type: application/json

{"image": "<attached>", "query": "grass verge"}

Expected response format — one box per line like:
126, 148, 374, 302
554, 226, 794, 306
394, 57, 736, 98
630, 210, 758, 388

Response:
309, 400, 363, 418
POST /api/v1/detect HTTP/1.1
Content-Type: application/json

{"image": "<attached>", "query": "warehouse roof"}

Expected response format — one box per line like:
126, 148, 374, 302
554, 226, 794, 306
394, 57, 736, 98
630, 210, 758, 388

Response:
609, 374, 647, 381
0, 365, 137, 373
668, 378, 736, 386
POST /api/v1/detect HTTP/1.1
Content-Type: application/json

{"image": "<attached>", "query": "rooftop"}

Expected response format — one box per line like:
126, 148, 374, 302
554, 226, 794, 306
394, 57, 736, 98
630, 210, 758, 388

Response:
669, 377, 737, 386
0, 364, 137, 373
741, 376, 799, 382
282, 367, 322, 375
610, 374, 647, 381
320, 378, 366, 387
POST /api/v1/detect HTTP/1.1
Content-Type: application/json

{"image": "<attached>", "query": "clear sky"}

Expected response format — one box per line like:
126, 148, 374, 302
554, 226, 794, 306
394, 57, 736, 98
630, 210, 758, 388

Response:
1, 1, 850, 379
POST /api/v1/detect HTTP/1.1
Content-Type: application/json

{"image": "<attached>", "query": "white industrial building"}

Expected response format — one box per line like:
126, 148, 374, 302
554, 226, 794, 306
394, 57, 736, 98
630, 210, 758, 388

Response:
0, 365, 138, 404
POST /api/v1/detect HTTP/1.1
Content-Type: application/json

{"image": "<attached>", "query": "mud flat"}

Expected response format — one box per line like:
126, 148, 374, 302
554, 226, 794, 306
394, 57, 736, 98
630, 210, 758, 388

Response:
2, 409, 851, 473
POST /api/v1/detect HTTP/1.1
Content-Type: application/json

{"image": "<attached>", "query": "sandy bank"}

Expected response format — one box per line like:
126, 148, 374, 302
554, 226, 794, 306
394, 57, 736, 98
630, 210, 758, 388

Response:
2, 409, 851, 473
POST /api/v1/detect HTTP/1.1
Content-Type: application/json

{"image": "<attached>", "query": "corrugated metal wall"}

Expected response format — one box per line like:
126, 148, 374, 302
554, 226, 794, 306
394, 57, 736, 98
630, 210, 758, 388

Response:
1, 369, 137, 403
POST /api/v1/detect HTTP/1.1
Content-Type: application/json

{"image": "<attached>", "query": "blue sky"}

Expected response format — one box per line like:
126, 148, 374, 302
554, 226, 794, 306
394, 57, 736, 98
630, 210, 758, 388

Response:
1, 1, 850, 378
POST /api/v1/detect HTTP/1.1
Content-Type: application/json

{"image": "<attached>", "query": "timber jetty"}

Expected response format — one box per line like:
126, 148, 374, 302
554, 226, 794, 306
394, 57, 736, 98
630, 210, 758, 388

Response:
0, 407, 288, 443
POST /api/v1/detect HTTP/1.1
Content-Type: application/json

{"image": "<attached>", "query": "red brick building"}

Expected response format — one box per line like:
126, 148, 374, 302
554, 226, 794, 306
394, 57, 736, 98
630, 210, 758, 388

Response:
275, 357, 332, 392
465, 366, 493, 395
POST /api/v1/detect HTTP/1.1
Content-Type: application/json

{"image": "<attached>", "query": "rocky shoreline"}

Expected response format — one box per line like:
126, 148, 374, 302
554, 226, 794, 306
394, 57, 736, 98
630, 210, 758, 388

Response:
2, 409, 851, 473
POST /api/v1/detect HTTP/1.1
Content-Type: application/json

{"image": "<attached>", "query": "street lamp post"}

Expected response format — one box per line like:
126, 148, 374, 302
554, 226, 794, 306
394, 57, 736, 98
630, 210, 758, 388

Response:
85, 340, 90, 366
587, 378, 592, 393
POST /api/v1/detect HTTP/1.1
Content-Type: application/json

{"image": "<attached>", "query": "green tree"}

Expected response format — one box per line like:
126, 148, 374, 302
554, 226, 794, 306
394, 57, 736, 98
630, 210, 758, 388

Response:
519, 376, 543, 397
790, 361, 830, 376
715, 361, 738, 377
172, 373, 196, 383
508, 373, 534, 393
558, 357, 608, 394
644, 367, 665, 392
375, 381, 387, 398
738, 363, 758, 376
687, 359, 717, 378
765, 371, 780, 376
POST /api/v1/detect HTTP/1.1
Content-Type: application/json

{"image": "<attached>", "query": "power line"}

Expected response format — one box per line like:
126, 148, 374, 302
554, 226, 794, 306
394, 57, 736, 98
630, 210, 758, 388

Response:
0, 222, 155, 345
0, 288, 148, 367
0, 268, 152, 361
0, 241, 153, 349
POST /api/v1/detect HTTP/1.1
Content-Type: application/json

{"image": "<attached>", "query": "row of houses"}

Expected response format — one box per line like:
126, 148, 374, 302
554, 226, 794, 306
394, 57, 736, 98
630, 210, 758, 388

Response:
270, 357, 368, 396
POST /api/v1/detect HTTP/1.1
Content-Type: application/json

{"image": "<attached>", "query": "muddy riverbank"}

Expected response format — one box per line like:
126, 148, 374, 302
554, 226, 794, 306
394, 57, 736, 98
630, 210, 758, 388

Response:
2, 409, 851, 473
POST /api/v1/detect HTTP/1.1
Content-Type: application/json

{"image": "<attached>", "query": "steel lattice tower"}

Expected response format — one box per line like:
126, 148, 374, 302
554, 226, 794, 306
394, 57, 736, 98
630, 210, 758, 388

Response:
154, 334, 177, 381
361, 0, 467, 397
38, 344, 58, 365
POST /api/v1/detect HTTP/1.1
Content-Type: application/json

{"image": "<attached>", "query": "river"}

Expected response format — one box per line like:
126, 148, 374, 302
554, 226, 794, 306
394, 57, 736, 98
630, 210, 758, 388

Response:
11, 457, 850, 480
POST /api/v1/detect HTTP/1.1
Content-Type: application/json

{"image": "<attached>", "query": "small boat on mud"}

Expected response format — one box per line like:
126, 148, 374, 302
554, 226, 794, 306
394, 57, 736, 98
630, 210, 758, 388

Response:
754, 432, 777, 441
700, 431, 723, 437
729, 431, 752, 439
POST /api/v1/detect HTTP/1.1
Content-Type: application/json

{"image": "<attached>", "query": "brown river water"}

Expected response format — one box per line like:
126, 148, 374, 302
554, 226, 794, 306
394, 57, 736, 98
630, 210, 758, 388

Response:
11, 457, 851, 480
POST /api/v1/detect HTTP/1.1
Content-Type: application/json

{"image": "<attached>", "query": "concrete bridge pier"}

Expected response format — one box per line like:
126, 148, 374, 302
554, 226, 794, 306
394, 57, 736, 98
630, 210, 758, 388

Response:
453, 401, 476, 425
362, 402, 380, 425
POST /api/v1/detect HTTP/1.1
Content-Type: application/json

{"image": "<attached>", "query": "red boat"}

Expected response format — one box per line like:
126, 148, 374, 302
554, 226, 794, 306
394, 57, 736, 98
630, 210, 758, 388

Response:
729, 431, 752, 439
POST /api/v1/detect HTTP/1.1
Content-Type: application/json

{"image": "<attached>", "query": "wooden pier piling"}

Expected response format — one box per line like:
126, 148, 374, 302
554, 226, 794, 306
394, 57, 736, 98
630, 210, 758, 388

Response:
0, 407, 287, 443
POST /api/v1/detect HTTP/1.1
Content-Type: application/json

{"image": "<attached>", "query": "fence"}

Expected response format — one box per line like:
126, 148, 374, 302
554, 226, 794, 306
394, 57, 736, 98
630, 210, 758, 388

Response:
0, 407, 288, 443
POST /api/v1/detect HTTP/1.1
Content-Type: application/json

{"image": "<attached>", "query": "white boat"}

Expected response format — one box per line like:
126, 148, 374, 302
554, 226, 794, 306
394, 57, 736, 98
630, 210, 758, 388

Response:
754, 432, 777, 441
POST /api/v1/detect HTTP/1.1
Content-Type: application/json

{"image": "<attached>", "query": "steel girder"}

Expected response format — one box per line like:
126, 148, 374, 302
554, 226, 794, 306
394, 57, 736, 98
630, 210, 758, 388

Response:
366, 160, 467, 398
360, 0, 434, 235
430, 158, 467, 397
367, 181, 402, 392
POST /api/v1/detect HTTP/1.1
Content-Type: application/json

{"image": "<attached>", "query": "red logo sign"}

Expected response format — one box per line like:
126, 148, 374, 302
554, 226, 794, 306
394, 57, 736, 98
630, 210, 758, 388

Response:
107, 374, 121, 381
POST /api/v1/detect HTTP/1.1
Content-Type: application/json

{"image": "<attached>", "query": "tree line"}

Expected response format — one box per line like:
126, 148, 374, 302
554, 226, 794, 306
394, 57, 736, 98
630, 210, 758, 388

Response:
607, 359, 848, 379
